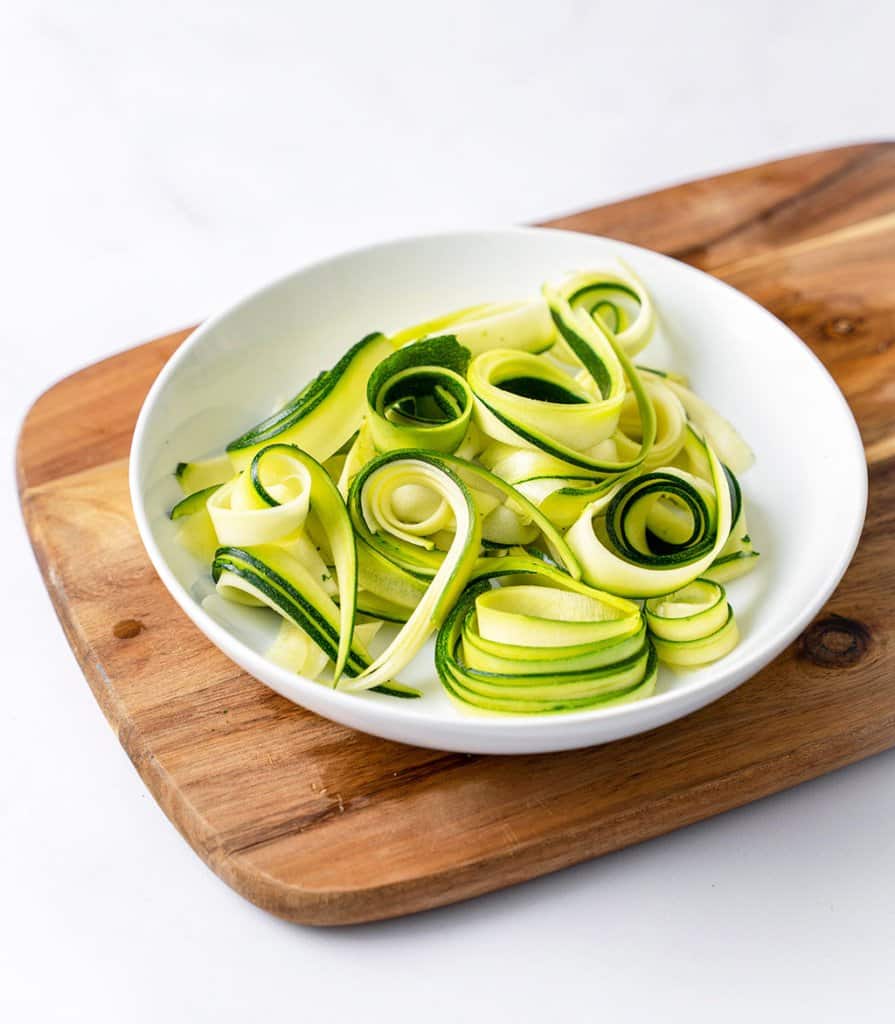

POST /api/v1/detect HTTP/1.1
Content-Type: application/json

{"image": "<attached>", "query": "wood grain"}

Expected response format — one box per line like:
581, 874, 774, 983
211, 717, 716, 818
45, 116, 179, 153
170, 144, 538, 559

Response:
17, 144, 895, 925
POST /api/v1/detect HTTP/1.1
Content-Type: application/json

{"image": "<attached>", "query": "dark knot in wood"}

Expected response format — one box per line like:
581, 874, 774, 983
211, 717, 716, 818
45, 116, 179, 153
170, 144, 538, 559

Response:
799, 615, 870, 667
820, 315, 865, 341
113, 618, 144, 640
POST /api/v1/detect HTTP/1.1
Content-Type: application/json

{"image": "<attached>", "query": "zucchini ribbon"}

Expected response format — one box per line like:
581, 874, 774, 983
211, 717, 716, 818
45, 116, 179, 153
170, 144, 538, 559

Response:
645, 579, 738, 666
436, 562, 657, 713
342, 450, 580, 691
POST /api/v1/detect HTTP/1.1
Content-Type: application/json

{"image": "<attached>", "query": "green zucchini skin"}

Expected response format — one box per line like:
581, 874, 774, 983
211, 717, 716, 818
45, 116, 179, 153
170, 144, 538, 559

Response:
213, 546, 360, 669
605, 472, 713, 567
169, 482, 224, 564
169, 484, 222, 520
174, 455, 234, 494
703, 551, 760, 584
370, 681, 422, 699
226, 332, 394, 467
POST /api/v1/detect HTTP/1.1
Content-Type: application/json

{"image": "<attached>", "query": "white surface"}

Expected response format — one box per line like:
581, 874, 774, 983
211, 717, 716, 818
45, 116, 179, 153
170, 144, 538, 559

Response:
2, 0, 893, 1019
131, 227, 866, 753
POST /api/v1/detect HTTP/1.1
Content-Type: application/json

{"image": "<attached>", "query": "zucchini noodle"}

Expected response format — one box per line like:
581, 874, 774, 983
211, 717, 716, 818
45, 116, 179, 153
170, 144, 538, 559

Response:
547, 265, 655, 364
366, 336, 473, 454
391, 298, 556, 355
342, 451, 482, 690
226, 332, 393, 469
436, 569, 657, 713
565, 432, 733, 597
466, 274, 658, 476
645, 579, 739, 666
171, 261, 760, 713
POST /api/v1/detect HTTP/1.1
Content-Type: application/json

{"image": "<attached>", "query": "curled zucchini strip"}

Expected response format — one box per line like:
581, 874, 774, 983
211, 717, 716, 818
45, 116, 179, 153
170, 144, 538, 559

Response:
344, 449, 581, 689
252, 445, 358, 680
669, 439, 760, 583
474, 374, 692, 529
208, 463, 311, 547
209, 444, 358, 679
436, 572, 657, 714
615, 376, 688, 469
546, 265, 655, 364
391, 299, 556, 355
469, 347, 656, 474
470, 349, 620, 451
343, 452, 482, 690
347, 450, 580, 581
646, 370, 755, 474
366, 336, 473, 454
565, 433, 733, 597
645, 579, 739, 666
462, 272, 658, 475
226, 332, 393, 469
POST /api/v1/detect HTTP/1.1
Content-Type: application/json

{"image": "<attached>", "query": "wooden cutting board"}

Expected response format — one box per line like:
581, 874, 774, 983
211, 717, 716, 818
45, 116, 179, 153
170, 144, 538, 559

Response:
17, 143, 895, 926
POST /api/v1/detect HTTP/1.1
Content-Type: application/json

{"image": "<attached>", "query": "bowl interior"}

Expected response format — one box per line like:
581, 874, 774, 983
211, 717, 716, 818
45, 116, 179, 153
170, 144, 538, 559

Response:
131, 228, 866, 753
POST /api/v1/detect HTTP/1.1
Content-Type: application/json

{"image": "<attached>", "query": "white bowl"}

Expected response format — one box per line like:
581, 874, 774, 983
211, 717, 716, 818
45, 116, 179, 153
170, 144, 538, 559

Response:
130, 228, 867, 754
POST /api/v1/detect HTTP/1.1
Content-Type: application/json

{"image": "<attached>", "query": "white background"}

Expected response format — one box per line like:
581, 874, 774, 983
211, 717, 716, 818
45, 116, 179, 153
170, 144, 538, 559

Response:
2, 1, 894, 1020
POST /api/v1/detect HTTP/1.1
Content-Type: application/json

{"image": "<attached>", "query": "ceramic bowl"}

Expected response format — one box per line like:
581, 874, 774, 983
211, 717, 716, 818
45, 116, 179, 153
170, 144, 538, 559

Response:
130, 228, 867, 754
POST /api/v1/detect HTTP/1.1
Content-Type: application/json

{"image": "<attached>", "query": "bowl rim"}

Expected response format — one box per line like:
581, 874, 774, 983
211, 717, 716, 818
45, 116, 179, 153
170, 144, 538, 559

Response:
129, 225, 868, 739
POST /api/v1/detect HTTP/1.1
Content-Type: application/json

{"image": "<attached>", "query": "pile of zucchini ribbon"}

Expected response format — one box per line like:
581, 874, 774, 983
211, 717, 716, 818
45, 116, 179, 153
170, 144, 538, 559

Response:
171, 265, 758, 714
